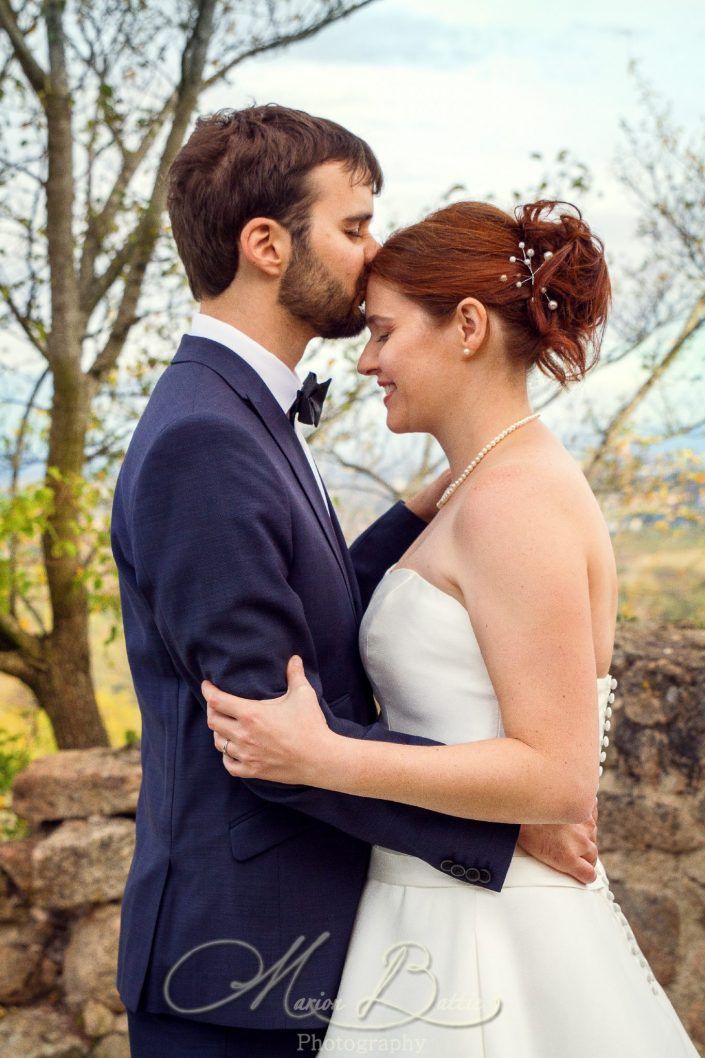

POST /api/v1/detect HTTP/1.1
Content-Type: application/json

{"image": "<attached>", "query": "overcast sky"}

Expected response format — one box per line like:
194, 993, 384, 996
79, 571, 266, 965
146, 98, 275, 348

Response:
204, 0, 704, 254
198, 0, 704, 445
6, 2, 703, 463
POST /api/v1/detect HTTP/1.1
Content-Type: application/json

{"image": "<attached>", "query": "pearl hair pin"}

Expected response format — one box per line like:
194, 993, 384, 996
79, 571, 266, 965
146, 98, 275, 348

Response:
500, 241, 557, 311
436, 412, 542, 509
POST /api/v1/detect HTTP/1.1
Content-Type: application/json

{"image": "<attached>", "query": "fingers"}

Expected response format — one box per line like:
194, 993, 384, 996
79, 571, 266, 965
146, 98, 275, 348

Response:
212, 726, 238, 753
213, 728, 253, 771
201, 680, 248, 719
220, 740, 263, 779
207, 699, 238, 735
575, 857, 598, 885
222, 751, 255, 779
574, 824, 597, 861
207, 694, 243, 757
286, 654, 309, 692
568, 834, 598, 884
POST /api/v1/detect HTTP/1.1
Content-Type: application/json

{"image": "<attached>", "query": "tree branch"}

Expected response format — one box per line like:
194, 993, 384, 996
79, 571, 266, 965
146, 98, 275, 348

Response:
8, 367, 50, 617
659, 411, 705, 441
0, 284, 49, 358
585, 292, 705, 479
15, 591, 48, 637
327, 451, 401, 499
87, 0, 218, 384
79, 90, 179, 310
43, 0, 81, 361
0, 610, 42, 661
0, 649, 35, 683
0, 0, 48, 98
201, 0, 378, 89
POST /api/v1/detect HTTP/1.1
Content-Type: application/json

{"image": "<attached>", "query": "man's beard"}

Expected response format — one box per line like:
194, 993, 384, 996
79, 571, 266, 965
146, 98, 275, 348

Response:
278, 234, 366, 339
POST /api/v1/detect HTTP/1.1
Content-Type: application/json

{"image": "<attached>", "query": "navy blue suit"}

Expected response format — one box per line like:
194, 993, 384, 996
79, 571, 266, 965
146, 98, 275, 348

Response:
110, 334, 520, 1037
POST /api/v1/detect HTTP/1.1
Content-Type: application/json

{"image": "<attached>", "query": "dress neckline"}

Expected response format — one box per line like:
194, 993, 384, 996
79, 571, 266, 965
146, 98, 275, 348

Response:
383, 565, 613, 686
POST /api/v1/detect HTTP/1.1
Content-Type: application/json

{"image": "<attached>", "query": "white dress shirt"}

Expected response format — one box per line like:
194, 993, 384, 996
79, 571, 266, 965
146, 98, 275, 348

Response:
187, 312, 331, 515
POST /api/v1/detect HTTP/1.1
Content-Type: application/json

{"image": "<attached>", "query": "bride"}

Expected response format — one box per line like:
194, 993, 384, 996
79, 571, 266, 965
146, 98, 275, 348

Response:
203, 199, 699, 1056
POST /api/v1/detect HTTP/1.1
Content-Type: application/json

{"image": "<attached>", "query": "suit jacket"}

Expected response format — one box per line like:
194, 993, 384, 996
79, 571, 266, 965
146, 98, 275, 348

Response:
110, 334, 520, 1029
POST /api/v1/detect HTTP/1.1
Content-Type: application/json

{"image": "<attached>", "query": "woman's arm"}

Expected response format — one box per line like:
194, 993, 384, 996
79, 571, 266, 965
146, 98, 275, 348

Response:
348, 470, 451, 610
206, 463, 601, 825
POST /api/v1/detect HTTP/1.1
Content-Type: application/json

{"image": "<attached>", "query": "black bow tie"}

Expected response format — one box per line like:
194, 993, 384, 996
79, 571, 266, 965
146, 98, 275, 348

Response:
287, 371, 332, 428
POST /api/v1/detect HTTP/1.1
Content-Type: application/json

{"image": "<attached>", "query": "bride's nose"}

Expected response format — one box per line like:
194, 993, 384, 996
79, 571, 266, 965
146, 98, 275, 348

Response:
357, 340, 378, 377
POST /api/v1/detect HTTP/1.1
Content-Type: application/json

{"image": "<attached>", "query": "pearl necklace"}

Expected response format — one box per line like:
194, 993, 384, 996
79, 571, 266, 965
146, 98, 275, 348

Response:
436, 412, 542, 509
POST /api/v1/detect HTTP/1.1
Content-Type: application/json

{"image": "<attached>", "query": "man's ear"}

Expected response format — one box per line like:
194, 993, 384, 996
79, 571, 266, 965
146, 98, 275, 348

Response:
239, 217, 291, 278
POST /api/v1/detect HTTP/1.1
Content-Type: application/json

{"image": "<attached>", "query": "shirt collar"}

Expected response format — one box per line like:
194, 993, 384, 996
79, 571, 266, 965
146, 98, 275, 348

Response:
187, 311, 301, 416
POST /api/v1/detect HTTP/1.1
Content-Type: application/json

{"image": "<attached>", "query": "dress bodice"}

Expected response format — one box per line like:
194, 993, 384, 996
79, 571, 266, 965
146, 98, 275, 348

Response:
359, 565, 616, 769
325, 570, 702, 1058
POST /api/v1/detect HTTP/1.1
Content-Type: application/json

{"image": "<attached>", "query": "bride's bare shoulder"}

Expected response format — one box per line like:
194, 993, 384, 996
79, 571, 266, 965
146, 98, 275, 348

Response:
449, 450, 595, 548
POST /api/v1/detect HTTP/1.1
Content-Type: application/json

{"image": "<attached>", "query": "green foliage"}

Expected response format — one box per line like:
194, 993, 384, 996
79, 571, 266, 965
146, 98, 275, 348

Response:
592, 430, 705, 534
123, 728, 139, 747
0, 467, 120, 636
0, 727, 29, 794
0, 727, 30, 841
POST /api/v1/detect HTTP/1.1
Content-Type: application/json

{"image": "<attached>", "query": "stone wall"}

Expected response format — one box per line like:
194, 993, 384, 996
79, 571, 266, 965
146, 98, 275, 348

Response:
0, 621, 703, 1057
0, 748, 139, 1058
598, 623, 705, 1052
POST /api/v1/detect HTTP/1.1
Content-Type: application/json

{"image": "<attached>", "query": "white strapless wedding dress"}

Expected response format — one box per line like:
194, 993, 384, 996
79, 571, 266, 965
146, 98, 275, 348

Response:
322, 565, 699, 1056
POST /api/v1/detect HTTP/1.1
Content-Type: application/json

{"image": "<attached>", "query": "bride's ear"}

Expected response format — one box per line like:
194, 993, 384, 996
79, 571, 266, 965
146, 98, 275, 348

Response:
456, 297, 487, 355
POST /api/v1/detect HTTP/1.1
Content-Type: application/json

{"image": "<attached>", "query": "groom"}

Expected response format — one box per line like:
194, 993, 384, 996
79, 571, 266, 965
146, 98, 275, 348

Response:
111, 104, 599, 1057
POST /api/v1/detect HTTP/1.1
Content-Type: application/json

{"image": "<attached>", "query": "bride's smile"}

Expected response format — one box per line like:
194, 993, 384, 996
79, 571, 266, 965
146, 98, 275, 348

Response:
359, 272, 538, 485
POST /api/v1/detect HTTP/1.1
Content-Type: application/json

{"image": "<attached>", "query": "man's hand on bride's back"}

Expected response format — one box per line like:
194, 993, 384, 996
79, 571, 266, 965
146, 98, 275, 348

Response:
517, 795, 599, 884
405, 468, 453, 523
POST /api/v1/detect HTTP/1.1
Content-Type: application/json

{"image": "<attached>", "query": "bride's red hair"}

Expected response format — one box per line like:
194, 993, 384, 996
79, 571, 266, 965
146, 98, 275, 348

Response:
368, 199, 611, 386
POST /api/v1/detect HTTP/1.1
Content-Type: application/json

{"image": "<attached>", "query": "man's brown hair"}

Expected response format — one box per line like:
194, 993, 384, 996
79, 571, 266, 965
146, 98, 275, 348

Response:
167, 104, 384, 299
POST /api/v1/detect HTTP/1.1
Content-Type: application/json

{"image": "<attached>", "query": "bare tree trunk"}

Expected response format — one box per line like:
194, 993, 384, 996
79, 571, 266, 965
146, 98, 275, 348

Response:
41, 369, 110, 747
0, 0, 380, 748
36, 1, 110, 746
33, 624, 108, 749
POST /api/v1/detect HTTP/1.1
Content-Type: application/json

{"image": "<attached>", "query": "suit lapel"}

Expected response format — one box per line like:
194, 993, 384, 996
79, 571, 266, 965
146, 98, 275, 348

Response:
321, 482, 363, 619
173, 336, 357, 614
247, 390, 358, 614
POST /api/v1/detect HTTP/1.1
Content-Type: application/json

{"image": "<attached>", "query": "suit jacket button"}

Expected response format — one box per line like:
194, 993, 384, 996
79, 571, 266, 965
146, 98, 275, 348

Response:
465, 867, 481, 882
450, 863, 466, 878
440, 859, 454, 873
479, 868, 492, 884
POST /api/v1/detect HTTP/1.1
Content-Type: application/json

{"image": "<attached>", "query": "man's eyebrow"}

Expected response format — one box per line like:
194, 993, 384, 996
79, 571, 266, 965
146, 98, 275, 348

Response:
343, 212, 374, 224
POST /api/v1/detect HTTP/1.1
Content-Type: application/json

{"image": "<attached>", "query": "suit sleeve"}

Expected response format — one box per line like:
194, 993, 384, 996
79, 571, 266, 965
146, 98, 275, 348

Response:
130, 415, 519, 891
349, 500, 429, 612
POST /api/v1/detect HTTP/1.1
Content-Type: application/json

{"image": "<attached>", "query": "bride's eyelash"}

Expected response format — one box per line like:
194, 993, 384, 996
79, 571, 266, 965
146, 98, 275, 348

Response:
377, 334, 389, 343
346, 230, 363, 239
